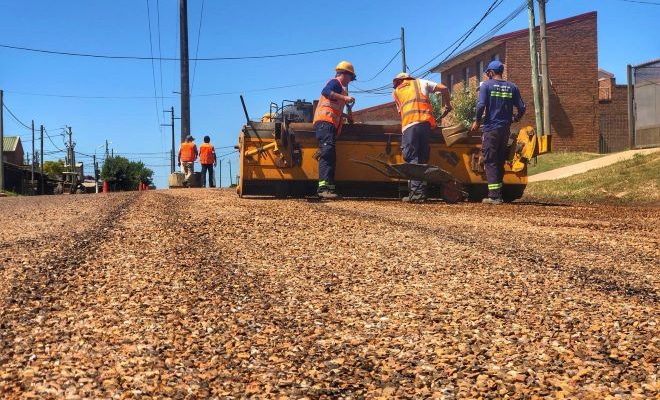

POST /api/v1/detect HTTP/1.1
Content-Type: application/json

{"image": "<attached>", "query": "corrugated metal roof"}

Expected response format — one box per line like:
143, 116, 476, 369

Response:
2, 136, 21, 152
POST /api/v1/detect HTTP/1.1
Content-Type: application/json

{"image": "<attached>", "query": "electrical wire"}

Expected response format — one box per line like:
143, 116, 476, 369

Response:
360, 49, 402, 83
353, 0, 508, 95
2, 103, 32, 130
0, 38, 399, 61
145, 0, 163, 139
190, 0, 205, 93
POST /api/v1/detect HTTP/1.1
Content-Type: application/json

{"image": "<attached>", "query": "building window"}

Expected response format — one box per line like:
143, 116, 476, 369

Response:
491, 53, 500, 61
463, 67, 470, 91
448, 74, 454, 94
477, 61, 484, 85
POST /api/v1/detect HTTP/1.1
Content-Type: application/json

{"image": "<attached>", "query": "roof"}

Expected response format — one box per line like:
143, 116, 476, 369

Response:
2, 136, 22, 152
598, 68, 614, 79
352, 101, 397, 115
431, 11, 597, 73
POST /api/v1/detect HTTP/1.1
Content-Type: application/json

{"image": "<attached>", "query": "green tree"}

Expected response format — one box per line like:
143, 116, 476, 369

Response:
101, 156, 154, 191
43, 160, 65, 178
431, 85, 479, 128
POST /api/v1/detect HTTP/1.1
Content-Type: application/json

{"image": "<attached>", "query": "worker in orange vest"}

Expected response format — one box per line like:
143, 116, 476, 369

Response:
178, 135, 198, 187
199, 135, 217, 188
392, 72, 452, 203
312, 61, 356, 199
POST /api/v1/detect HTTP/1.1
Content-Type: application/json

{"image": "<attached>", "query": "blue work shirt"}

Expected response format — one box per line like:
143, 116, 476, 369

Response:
476, 79, 526, 132
321, 78, 344, 98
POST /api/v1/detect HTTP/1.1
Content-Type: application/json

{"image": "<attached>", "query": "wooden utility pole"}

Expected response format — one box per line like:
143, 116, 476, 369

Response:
93, 154, 98, 193
31, 120, 35, 193
180, 0, 191, 144
227, 159, 232, 186
627, 64, 635, 149
527, 0, 543, 137
0, 90, 4, 193
400, 27, 407, 73
40, 125, 44, 194
217, 158, 222, 188
162, 106, 178, 173
538, 0, 551, 137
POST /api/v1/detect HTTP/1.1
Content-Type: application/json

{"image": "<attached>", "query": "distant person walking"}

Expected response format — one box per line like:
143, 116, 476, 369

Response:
178, 135, 198, 187
199, 135, 217, 188
470, 61, 526, 204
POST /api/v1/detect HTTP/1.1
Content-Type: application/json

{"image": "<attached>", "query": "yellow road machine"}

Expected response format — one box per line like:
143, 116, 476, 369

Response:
236, 98, 551, 202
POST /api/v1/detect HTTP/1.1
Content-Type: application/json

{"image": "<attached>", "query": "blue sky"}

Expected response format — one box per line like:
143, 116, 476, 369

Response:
1, 0, 658, 188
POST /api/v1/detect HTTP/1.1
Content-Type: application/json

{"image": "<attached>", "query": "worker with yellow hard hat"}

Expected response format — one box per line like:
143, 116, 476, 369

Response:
312, 61, 356, 199
392, 72, 452, 203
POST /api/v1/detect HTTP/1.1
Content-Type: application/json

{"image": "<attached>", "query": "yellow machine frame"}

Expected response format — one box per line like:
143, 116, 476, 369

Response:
237, 122, 550, 201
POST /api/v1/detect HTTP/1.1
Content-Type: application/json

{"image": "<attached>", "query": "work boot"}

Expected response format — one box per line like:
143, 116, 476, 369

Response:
482, 197, 504, 205
317, 188, 339, 200
402, 193, 427, 203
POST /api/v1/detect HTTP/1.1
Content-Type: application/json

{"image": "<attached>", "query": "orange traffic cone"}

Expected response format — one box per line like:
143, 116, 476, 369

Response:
103, 180, 109, 193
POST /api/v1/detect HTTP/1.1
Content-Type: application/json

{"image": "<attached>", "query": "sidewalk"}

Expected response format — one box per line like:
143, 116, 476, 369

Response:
528, 148, 659, 182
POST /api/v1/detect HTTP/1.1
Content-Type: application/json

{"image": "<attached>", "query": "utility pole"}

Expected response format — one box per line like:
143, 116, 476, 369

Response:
40, 125, 44, 195
0, 90, 4, 193
217, 158, 222, 188
400, 27, 407, 73
67, 127, 75, 187
627, 64, 635, 149
527, 0, 543, 137
31, 120, 35, 193
227, 159, 232, 186
93, 154, 98, 193
162, 106, 179, 173
105, 139, 110, 159
538, 0, 551, 138
180, 0, 191, 144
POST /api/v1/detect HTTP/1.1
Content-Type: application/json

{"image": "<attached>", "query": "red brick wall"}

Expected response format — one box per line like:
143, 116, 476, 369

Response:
440, 13, 600, 152
506, 15, 599, 151
441, 43, 506, 94
598, 84, 630, 152
351, 102, 399, 123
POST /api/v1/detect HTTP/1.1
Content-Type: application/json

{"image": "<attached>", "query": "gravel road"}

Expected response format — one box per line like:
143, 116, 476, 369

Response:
0, 190, 657, 398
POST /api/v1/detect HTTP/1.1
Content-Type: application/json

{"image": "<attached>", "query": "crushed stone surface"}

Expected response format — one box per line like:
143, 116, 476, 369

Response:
0, 191, 658, 398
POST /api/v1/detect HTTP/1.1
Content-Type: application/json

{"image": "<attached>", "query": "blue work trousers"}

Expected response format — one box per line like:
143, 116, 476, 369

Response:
482, 126, 510, 198
315, 122, 337, 188
401, 122, 432, 196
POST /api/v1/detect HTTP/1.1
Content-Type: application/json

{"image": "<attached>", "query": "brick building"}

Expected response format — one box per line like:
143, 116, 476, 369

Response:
2, 136, 25, 165
352, 12, 630, 152
431, 11, 628, 152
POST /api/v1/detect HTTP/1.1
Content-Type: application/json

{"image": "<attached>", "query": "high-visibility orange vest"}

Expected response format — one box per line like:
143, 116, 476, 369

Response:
313, 78, 347, 131
199, 143, 215, 165
180, 142, 197, 162
393, 79, 436, 129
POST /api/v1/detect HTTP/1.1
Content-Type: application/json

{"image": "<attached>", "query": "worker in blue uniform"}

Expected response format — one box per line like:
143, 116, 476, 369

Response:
471, 60, 526, 204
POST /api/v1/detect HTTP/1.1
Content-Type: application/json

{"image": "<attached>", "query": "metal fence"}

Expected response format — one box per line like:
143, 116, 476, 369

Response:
599, 114, 629, 153
631, 59, 660, 149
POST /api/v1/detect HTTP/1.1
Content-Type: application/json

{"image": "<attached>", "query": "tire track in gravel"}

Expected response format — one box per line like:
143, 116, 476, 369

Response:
315, 201, 659, 303
0, 193, 138, 397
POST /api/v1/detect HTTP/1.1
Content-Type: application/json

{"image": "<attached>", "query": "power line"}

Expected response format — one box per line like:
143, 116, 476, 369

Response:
0, 38, 399, 61
145, 0, 163, 141
616, 0, 659, 4
353, 0, 508, 95
2, 103, 32, 130
191, 0, 206, 93
360, 49, 402, 83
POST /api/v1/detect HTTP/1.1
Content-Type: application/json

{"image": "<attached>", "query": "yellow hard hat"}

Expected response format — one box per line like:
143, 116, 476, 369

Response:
335, 61, 356, 79
261, 112, 273, 122
392, 72, 413, 88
